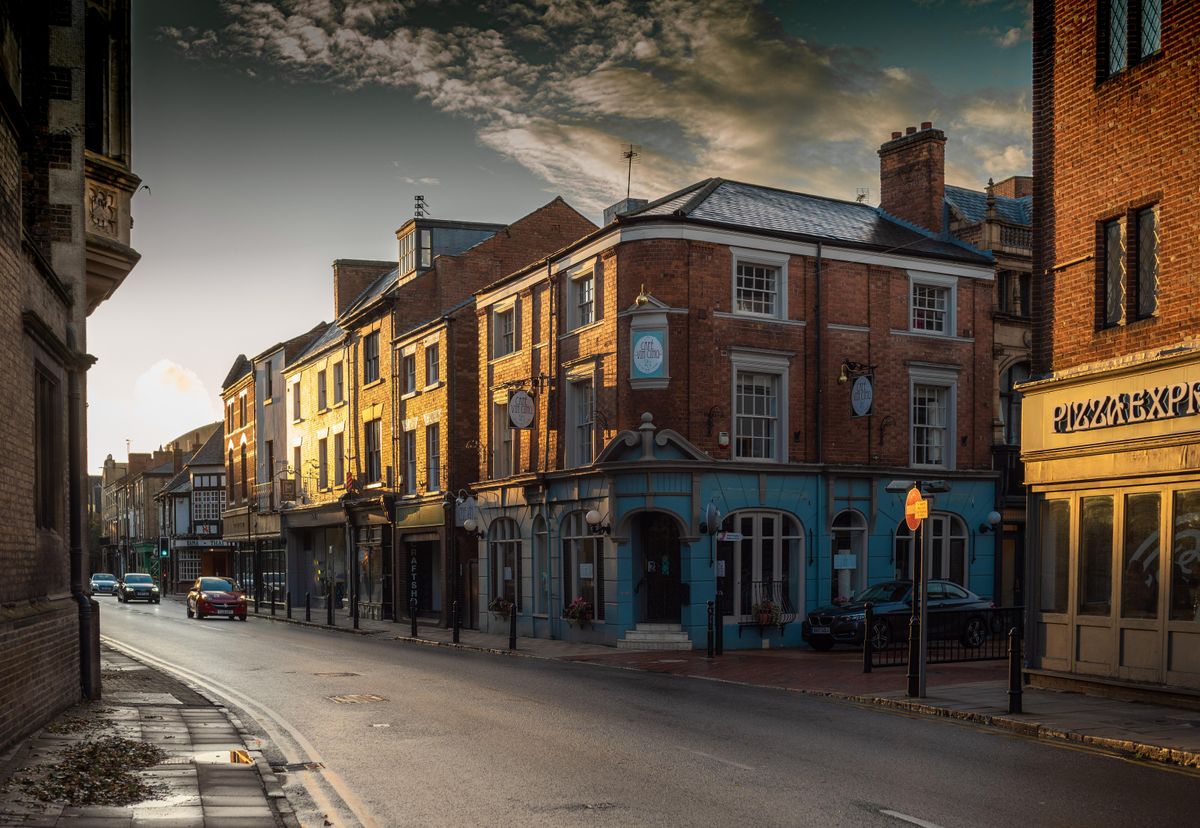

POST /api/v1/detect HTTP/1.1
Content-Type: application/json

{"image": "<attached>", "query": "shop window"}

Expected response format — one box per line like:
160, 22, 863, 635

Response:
1040, 500, 1070, 613
893, 513, 969, 586
562, 512, 604, 621
1121, 492, 1160, 619
716, 511, 802, 618
831, 510, 867, 603
490, 517, 522, 613
1079, 496, 1114, 616
1170, 490, 1200, 623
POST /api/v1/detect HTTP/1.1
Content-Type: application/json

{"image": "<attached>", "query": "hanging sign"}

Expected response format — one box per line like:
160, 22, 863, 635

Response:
851, 375, 874, 417
508, 390, 535, 429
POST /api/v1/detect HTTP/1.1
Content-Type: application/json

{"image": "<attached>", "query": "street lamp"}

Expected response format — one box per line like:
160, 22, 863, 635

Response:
584, 509, 610, 535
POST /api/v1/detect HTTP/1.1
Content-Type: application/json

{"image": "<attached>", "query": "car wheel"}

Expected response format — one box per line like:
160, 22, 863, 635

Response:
809, 638, 835, 651
195, 608, 205, 620
961, 616, 988, 648
869, 618, 892, 649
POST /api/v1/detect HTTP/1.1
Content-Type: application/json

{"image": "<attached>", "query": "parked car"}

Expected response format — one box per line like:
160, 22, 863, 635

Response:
801, 580, 993, 651
186, 577, 248, 621
117, 573, 160, 603
89, 572, 118, 596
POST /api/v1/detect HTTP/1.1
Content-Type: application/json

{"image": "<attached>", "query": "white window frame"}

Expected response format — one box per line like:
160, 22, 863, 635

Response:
730, 247, 789, 320
493, 303, 517, 359
908, 271, 957, 337
403, 429, 417, 495
425, 342, 440, 386
909, 363, 958, 470
565, 372, 595, 468
729, 348, 791, 463
492, 397, 518, 478
717, 510, 803, 619
532, 514, 549, 616
562, 511, 604, 622
894, 513, 970, 587
403, 353, 417, 395
490, 517, 522, 612
426, 423, 440, 492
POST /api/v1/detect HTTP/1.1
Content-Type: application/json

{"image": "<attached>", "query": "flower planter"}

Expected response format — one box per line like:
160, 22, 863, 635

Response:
756, 613, 771, 626
564, 615, 591, 628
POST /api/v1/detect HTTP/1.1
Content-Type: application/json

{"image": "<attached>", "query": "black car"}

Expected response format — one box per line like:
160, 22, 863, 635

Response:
801, 580, 993, 651
117, 573, 161, 603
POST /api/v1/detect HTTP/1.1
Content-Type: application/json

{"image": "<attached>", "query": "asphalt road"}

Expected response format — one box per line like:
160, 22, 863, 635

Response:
98, 595, 1199, 828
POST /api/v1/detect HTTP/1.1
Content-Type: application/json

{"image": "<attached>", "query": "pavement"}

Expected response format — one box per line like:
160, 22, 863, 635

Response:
0, 645, 295, 827
236, 598, 1200, 770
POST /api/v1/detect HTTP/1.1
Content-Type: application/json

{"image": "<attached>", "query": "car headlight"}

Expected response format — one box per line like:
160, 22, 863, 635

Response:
200, 592, 208, 600
845, 612, 866, 622
151, 586, 159, 592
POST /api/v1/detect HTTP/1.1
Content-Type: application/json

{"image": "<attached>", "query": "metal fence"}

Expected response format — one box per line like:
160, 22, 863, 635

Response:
866, 605, 1024, 668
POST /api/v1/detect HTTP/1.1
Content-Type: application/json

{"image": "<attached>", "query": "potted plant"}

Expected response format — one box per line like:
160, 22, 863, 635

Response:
488, 596, 514, 619
751, 599, 781, 626
562, 596, 593, 627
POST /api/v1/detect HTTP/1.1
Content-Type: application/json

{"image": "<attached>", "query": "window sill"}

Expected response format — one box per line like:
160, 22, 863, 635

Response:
713, 310, 804, 327
558, 319, 604, 340
263, 397, 273, 406
364, 482, 384, 490
893, 329, 974, 344
363, 378, 385, 390
423, 381, 444, 392
400, 390, 419, 401
291, 418, 302, 425
331, 400, 346, 409
317, 407, 329, 414
489, 350, 523, 366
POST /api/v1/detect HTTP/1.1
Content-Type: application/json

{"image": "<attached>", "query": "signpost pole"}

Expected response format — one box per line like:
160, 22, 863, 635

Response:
919, 496, 932, 698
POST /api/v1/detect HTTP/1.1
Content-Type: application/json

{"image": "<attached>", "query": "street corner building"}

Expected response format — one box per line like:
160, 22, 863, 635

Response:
0, 2, 139, 749
468, 145, 1013, 651
1023, 0, 1200, 698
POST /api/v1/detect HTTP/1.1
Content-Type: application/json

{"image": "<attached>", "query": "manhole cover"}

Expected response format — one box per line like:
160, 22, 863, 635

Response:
314, 672, 360, 677
328, 694, 386, 704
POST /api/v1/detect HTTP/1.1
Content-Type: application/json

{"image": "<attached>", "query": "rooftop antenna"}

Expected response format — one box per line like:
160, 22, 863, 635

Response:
856, 187, 870, 204
414, 194, 431, 218
622, 144, 641, 200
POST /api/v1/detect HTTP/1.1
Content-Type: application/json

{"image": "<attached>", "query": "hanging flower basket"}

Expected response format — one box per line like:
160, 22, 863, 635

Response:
488, 596, 513, 619
751, 599, 782, 627
562, 596, 593, 627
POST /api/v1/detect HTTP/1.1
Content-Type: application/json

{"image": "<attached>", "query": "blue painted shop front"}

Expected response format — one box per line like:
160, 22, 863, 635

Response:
474, 418, 998, 650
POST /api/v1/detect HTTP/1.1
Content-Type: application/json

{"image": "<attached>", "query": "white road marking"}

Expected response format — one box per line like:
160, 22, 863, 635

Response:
102, 635, 377, 828
880, 809, 947, 828
686, 748, 755, 771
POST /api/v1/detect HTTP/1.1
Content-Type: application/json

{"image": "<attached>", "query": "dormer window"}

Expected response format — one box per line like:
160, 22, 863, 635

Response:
399, 227, 433, 275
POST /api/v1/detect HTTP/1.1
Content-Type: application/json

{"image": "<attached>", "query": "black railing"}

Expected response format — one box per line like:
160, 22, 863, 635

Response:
737, 580, 797, 634
867, 606, 1024, 667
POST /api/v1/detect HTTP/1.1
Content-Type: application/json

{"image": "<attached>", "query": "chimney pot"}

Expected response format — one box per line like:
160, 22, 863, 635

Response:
920, 121, 932, 130
906, 126, 917, 135
891, 131, 902, 140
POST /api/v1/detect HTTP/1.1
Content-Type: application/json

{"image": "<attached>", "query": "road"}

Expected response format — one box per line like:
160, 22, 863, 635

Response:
98, 595, 1199, 828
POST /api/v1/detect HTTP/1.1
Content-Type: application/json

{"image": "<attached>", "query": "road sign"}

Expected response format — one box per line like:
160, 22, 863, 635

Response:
905, 487, 927, 531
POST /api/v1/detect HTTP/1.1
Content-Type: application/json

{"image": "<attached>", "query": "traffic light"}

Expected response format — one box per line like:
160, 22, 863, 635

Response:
159, 536, 169, 558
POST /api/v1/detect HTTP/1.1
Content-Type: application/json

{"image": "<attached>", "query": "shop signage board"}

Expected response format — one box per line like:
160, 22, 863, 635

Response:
508, 390, 535, 429
833, 553, 857, 570
851, 375, 873, 417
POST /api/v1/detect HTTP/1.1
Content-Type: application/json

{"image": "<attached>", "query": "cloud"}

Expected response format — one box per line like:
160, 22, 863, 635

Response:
128, 360, 222, 449
166, 0, 1031, 210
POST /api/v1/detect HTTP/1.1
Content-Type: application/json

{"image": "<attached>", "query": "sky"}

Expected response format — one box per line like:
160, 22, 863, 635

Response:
86, 0, 1032, 473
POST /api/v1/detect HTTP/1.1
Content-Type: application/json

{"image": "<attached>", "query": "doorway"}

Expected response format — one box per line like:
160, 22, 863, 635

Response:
638, 512, 682, 623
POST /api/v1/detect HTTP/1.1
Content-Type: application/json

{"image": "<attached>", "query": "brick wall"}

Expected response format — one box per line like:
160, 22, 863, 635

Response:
222, 374, 257, 508
1035, 0, 1200, 373
285, 337, 353, 504
878, 124, 946, 235
0, 603, 80, 750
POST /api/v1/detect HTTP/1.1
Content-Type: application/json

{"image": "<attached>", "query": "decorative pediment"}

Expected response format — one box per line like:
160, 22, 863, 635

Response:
595, 412, 711, 464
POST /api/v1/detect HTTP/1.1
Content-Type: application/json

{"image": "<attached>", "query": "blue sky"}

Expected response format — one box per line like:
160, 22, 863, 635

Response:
86, 0, 1032, 471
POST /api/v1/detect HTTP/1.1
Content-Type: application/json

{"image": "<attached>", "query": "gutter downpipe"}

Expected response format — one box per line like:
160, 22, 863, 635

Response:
68, 349, 98, 700
813, 242, 824, 613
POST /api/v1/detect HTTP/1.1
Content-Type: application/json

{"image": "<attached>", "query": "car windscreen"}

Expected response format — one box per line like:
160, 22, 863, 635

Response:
92, 574, 115, 580
124, 575, 153, 584
854, 582, 910, 603
199, 578, 236, 592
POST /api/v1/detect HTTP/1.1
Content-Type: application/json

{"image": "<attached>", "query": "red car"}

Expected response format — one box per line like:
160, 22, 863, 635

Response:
186, 577, 248, 621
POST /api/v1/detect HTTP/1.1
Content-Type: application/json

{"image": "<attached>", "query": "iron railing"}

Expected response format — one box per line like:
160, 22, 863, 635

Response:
867, 605, 1024, 667
737, 579, 798, 633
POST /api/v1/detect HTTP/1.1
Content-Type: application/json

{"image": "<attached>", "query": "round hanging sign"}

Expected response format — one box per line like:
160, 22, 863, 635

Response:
851, 375, 874, 417
633, 334, 664, 375
508, 390, 535, 429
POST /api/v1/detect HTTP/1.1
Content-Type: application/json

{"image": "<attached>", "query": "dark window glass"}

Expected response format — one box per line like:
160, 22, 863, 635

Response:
240, 445, 247, 500
35, 368, 61, 530
1079, 496, 1114, 616
1135, 205, 1159, 319
363, 333, 380, 384
333, 433, 344, 487
317, 370, 327, 410
318, 438, 328, 489
364, 419, 382, 483
1103, 219, 1125, 327
333, 362, 344, 403
1040, 500, 1070, 613
1108, 0, 1129, 75
1140, 0, 1161, 58
1121, 493, 1160, 618
1170, 490, 1200, 623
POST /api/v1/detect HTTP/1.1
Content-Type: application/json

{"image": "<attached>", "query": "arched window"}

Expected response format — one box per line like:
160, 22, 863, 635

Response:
532, 515, 548, 616
1000, 362, 1030, 445
716, 511, 803, 618
489, 518, 521, 612
894, 513, 970, 586
562, 512, 604, 621
831, 510, 868, 602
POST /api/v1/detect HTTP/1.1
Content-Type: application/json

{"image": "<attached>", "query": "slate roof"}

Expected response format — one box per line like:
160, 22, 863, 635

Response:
342, 267, 399, 319
187, 427, 224, 467
251, 320, 328, 364
291, 320, 346, 366
945, 185, 1031, 226
627, 179, 990, 264
221, 354, 251, 391
162, 467, 191, 495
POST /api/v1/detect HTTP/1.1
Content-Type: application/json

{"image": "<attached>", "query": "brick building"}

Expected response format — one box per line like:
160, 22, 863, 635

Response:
390, 200, 596, 628
1022, 0, 1200, 696
0, 0, 140, 751
156, 429, 229, 592
471, 178, 998, 649
877, 124, 1034, 607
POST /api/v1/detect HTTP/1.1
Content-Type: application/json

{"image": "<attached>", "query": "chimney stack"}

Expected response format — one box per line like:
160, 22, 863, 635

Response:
332, 259, 397, 318
878, 122, 947, 235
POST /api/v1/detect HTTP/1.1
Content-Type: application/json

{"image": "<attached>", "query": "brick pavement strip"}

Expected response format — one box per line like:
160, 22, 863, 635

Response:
0, 645, 298, 827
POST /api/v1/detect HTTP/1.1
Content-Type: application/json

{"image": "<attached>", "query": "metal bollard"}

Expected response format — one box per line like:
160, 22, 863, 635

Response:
906, 615, 920, 697
715, 596, 724, 656
410, 598, 418, 638
305, 591, 311, 622
353, 591, 359, 630
1007, 627, 1023, 714
862, 602, 874, 674
509, 605, 517, 651
452, 600, 460, 644
271, 590, 276, 616
706, 601, 714, 658
286, 590, 292, 620
327, 589, 334, 626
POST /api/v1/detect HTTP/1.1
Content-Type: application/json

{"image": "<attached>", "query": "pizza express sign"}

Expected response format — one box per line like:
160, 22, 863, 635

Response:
1053, 380, 1200, 434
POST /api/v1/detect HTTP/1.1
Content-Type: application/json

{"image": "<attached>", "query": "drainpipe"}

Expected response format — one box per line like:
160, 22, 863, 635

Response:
68, 350, 98, 700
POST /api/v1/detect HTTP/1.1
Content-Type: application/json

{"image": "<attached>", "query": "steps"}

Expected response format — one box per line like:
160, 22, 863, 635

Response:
616, 623, 693, 651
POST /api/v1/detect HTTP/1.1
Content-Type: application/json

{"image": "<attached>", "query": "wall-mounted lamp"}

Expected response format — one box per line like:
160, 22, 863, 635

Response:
585, 509, 611, 535
837, 359, 874, 384
978, 510, 1003, 534
462, 517, 485, 540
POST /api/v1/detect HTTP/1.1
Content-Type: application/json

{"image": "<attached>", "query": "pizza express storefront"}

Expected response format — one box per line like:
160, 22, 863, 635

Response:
1022, 353, 1200, 696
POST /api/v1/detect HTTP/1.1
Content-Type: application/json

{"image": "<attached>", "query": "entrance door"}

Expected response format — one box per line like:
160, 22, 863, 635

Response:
641, 513, 682, 623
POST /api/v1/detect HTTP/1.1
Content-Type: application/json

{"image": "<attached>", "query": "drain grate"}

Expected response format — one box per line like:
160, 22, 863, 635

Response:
314, 672, 360, 677
328, 694, 386, 704
274, 761, 325, 773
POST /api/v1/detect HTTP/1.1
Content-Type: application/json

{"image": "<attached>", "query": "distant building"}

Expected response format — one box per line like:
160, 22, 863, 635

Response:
1023, 0, 1200, 696
157, 429, 230, 592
